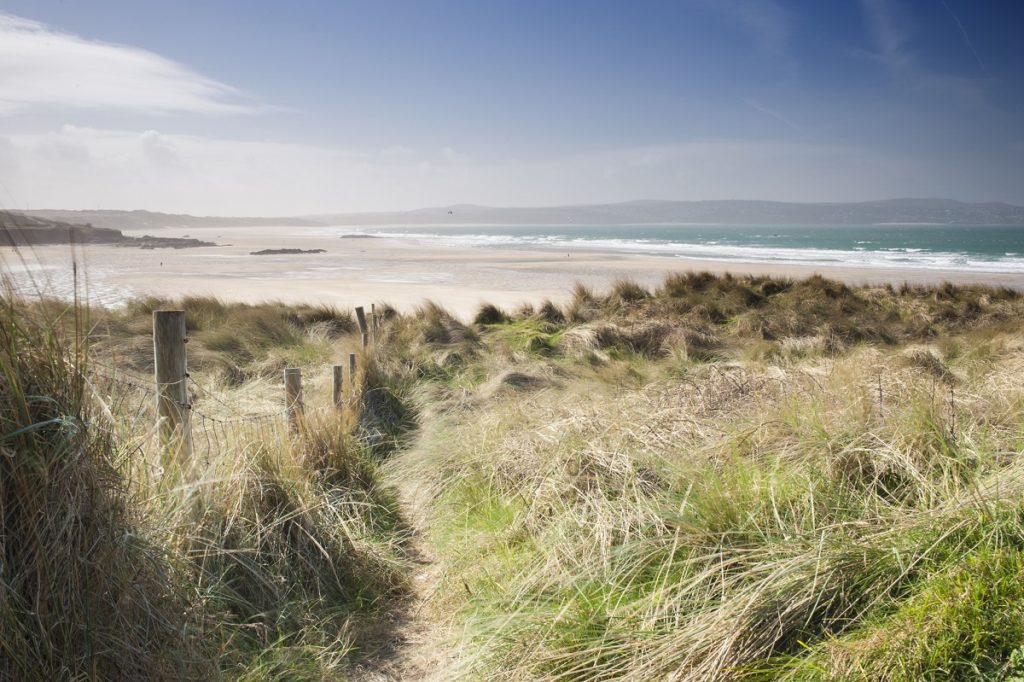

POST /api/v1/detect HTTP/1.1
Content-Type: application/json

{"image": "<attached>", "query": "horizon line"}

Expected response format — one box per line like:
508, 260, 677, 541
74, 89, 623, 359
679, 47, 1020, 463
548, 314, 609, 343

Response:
10, 196, 1024, 220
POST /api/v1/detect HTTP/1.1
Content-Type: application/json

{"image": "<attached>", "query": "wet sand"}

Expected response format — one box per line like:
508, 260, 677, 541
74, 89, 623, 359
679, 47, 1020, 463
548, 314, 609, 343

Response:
4, 225, 1024, 319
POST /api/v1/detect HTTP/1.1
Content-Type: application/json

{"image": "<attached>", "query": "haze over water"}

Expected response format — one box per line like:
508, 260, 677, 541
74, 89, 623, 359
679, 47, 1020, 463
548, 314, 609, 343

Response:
330, 224, 1024, 275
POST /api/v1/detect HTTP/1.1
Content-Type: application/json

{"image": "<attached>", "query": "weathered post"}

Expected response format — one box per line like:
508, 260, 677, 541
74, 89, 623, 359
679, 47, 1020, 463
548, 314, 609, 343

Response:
153, 310, 192, 456
348, 352, 357, 393
355, 306, 369, 349
284, 367, 304, 432
332, 364, 344, 409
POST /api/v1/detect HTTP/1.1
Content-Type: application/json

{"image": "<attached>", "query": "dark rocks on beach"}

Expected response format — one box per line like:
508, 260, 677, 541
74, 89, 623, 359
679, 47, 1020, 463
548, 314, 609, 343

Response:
250, 248, 327, 255
118, 235, 217, 249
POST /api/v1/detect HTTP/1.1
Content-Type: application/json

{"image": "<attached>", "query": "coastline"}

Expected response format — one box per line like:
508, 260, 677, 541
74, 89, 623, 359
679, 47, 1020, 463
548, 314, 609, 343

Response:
4, 224, 1024, 318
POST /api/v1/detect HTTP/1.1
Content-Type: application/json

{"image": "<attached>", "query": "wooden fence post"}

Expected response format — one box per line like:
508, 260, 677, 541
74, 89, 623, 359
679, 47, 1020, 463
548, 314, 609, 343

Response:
284, 367, 304, 431
355, 306, 369, 349
348, 352, 357, 393
332, 364, 344, 409
153, 310, 192, 456
371, 303, 378, 333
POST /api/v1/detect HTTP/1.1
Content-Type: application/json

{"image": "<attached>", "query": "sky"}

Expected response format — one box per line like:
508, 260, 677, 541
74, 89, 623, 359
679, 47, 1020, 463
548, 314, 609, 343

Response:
0, 0, 1022, 215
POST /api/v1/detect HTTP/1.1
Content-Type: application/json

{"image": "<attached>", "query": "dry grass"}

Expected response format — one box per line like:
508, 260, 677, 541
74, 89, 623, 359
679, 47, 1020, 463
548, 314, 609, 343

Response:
6, 270, 1024, 680
368, 273, 1024, 681
396, 336, 1024, 680
0, 292, 210, 679
0, 284, 412, 679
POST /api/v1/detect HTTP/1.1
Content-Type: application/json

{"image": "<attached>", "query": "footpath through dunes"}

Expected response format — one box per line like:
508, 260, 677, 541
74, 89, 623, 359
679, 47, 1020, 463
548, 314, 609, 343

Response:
347, 432, 457, 682
343, 273, 1024, 681
6, 272, 1024, 680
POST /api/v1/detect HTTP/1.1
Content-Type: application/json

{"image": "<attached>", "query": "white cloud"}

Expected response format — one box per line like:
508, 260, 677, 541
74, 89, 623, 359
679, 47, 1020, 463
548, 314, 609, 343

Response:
2, 124, 1015, 215
139, 130, 187, 170
0, 14, 256, 115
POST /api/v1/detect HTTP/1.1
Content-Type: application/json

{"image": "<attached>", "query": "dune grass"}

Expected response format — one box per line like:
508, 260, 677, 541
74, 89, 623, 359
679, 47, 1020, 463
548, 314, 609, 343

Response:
404, 347, 1024, 679
4, 270, 1024, 680
0, 295, 212, 679
377, 273, 1024, 680
0, 285, 412, 680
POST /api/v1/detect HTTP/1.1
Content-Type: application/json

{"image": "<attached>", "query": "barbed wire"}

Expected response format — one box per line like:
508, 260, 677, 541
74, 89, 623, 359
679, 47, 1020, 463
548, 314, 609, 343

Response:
75, 354, 378, 464
85, 359, 152, 385
186, 376, 286, 421
85, 365, 290, 451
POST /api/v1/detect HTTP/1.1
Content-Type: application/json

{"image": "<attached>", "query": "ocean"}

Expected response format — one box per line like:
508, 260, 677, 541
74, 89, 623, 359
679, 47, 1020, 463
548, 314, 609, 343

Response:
331, 224, 1024, 274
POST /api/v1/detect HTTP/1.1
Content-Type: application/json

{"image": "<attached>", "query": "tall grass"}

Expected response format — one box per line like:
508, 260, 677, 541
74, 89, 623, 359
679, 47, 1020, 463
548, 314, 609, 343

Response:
376, 274, 1024, 681
162, 414, 409, 677
0, 284, 412, 679
6, 268, 1024, 680
400, 344, 1024, 679
0, 294, 209, 678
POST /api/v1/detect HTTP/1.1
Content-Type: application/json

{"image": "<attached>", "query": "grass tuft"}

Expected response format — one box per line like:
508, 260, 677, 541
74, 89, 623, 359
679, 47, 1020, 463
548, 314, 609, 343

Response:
474, 302, 511, 325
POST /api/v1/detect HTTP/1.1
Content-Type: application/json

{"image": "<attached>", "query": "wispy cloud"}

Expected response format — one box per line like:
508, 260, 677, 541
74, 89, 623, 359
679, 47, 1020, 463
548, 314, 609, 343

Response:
0, 14, 257, 115
858, 0, 987, 105
703, 0, 792, 56
2, 124, 1012, 214
859, 0, 913, 68
695, 0, 797, 76
745, 99, 803, 133
940, 0, 984, 70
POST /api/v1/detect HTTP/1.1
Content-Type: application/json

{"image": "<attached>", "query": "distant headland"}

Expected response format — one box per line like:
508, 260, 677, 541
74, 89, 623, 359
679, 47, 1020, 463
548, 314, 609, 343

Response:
0, 211, 216, 249
10, 198, 1024, 231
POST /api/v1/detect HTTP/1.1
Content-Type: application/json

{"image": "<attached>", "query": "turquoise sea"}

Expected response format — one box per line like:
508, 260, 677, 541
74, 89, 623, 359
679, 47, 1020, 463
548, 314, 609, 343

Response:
332, 224, 1024, 274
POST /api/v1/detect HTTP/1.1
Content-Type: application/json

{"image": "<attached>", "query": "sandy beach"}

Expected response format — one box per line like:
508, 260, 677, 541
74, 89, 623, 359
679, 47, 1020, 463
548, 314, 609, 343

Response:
5, 224, 1024, 319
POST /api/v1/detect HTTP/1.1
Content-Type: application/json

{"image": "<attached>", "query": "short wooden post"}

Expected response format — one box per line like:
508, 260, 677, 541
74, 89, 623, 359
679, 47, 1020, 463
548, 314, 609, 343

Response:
348, 352, 357, 390
153, 310, 192, 456
332, 364, 344, 409
355, 306, 369, 349
284, 367, 303, 431
371, 303, 378, 331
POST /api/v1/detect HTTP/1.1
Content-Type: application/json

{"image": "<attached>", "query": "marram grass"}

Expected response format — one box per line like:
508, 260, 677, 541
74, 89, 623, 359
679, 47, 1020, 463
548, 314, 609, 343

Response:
4, 270, 1024, 680
0, 284, 410, 680
382, 274, 1024, 681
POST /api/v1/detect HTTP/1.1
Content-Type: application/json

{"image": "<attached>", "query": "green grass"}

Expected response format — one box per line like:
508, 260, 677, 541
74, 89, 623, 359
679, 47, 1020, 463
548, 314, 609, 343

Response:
373, 274, 1024, 680
6, 270, 1024, 680
778, 546, 1024, 681
485, 317, 566, 357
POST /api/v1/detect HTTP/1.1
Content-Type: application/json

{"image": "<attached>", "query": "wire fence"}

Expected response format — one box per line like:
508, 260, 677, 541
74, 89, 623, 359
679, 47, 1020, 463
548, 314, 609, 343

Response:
76, 306, 375, 464
85, 359, 292, 465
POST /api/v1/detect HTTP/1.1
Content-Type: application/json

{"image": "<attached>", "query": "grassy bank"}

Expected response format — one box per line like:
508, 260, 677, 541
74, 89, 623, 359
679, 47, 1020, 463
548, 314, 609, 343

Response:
374, 274, 1024, 680
4, 271, 1024, 679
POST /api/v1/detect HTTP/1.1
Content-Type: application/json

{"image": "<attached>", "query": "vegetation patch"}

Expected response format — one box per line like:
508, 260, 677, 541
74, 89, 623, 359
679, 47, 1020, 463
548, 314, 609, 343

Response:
6, 271, 1024, 679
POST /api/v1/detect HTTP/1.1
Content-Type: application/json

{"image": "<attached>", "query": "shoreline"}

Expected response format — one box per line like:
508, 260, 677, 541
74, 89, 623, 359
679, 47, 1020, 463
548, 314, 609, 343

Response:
4, 224, 1024, 318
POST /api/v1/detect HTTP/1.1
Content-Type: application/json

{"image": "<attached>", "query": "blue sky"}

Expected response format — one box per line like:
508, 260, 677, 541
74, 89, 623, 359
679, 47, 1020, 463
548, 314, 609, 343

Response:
0, 0, 1022, 214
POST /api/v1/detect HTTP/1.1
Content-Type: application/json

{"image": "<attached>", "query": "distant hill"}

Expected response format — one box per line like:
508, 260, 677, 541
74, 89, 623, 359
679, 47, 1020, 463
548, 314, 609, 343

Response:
19, 209, 325, 231
0, 211, 125, 245
0, 211, 216, 249
16, 199, 1024, 230
309, 199, 1024, 226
